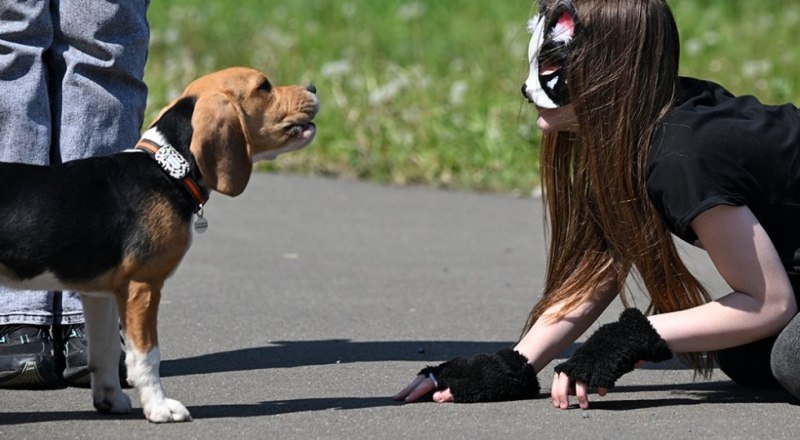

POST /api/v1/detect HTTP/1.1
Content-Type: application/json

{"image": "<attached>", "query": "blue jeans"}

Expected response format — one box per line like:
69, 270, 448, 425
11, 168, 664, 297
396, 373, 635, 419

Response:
0, 0, 149, 325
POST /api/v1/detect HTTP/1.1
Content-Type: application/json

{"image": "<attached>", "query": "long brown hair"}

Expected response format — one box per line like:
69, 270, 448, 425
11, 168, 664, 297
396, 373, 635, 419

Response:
523, 0, 714, 373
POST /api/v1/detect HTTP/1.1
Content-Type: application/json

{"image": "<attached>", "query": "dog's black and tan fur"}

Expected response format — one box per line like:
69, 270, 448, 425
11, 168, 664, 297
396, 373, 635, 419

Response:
0, 67, 319, 422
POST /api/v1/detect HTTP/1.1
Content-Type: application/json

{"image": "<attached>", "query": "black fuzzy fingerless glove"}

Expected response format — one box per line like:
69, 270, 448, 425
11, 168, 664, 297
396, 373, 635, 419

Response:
418, 348, 540, 402
554, 308, 672, 389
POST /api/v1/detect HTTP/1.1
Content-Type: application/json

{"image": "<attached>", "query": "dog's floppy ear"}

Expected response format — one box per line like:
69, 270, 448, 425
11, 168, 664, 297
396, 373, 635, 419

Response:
147, 96, 182, 128
189, 93, 252, 196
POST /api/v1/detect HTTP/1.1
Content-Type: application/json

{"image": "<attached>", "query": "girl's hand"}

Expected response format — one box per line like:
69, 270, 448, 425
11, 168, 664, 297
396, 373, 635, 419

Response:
395, 349, 538, 403
393, 375, 454, 403
552, 308, 671, 409
550, 371, 607, 409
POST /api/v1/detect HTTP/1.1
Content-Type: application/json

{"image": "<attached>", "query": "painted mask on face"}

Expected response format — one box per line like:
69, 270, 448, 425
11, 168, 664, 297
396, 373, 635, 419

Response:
523, 1, 577, 108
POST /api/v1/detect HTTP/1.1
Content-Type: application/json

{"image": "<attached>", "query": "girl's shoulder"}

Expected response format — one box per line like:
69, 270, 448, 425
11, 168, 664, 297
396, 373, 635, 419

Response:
646, 77, 800, 243
650, 76, 799, 165
656, 77, 800, 153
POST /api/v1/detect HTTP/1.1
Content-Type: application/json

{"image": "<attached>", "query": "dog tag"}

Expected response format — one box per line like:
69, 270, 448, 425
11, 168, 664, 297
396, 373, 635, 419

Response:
194, 216, 208, 233
194, 208, 208, 233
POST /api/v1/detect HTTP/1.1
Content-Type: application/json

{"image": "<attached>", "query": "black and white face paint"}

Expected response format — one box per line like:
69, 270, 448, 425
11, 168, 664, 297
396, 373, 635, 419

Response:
522, 1, 577, 108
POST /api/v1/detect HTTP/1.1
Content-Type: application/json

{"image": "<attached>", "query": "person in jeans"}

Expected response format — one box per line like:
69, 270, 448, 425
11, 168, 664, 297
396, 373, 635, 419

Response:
0, 0, 149, 387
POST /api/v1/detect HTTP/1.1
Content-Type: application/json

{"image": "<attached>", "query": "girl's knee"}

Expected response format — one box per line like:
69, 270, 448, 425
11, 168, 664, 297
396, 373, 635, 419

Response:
771, 321, 800, 400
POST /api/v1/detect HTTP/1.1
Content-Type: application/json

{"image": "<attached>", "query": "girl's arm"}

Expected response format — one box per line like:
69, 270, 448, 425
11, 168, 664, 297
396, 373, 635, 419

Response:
514, 275, 619, 373
649, 204, 797, 351
552, 204, 798, 410
394, 273, 618, 403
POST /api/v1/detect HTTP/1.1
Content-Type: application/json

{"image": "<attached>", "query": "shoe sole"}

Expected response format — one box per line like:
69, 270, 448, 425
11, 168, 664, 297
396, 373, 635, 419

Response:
0, 361, 60, 388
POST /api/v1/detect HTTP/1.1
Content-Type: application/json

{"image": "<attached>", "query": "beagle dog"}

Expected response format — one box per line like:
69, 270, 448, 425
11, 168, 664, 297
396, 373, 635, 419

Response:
0, 67, 319, 422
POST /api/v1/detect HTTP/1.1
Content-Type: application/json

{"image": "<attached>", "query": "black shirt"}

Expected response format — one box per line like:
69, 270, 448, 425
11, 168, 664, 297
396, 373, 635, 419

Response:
647, 77, 800, 271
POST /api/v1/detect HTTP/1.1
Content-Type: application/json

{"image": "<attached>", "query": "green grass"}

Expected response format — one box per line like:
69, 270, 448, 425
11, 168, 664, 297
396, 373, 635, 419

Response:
144, 0, 800, 195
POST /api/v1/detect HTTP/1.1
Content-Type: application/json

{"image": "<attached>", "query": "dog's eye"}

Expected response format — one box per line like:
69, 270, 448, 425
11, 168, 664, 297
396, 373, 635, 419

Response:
258, 80, 273, 93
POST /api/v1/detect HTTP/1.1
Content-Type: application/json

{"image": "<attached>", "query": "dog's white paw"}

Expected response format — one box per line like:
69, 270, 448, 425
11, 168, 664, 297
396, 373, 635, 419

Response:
144, 398, 192, 423
92, 386, 132, 414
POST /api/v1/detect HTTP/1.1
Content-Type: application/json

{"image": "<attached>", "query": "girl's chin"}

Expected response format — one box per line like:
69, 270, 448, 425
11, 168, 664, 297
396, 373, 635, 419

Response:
536, 117, 576, 133
535, 104, 577, 133
536, 117, 556, 132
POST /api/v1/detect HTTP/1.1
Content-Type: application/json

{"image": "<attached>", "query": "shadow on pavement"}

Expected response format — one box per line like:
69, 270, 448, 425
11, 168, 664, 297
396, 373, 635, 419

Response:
161, 339, 690, 377
591, 381, 797, 410
0, 410, 142, 425
2, 380, 794, 424
188, 396, 402, 419
161, 340, 512, 376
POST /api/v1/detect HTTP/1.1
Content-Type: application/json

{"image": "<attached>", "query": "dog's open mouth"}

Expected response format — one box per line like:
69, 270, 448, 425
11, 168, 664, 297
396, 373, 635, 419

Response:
254, 122, 317, 162
287, 122, 316, 140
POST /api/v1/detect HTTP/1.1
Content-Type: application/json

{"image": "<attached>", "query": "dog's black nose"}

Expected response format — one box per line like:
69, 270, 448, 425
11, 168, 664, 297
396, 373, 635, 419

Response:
306, 84, 317, 94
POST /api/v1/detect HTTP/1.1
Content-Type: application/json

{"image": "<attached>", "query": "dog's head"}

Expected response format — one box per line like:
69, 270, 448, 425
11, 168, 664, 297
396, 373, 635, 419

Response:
152, 67, 319, 196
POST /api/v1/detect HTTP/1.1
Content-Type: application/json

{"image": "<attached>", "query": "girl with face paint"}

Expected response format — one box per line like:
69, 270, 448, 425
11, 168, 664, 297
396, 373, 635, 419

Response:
396, 0, 800, 409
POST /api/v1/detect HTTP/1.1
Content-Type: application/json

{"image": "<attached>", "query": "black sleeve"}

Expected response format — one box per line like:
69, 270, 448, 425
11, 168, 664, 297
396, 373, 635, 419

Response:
647, 122, 752, 243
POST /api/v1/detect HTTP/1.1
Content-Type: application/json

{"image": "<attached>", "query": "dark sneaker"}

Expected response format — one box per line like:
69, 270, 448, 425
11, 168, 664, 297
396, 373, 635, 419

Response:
55, 323, 90, 387
0, 325, 59, 388
54, 323, 128, 388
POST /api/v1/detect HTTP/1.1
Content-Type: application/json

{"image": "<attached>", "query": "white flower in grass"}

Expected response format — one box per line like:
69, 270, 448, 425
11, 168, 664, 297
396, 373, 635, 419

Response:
397, 2, 425, 21
321, 60, 352, 78
449, 80, 468, 106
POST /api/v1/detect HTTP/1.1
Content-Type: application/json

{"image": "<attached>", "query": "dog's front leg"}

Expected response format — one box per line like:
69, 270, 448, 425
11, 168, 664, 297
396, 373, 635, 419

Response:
123, 280, 191, 423
80, 293, 131, 414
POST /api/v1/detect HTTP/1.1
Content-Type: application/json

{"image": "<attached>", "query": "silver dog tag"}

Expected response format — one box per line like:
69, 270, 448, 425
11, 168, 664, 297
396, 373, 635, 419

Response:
194, 208, 208, 233
194, 217, 208, 233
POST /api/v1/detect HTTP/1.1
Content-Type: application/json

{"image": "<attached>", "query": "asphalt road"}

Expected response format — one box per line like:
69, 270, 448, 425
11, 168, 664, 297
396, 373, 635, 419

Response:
1, 173, 797, 439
